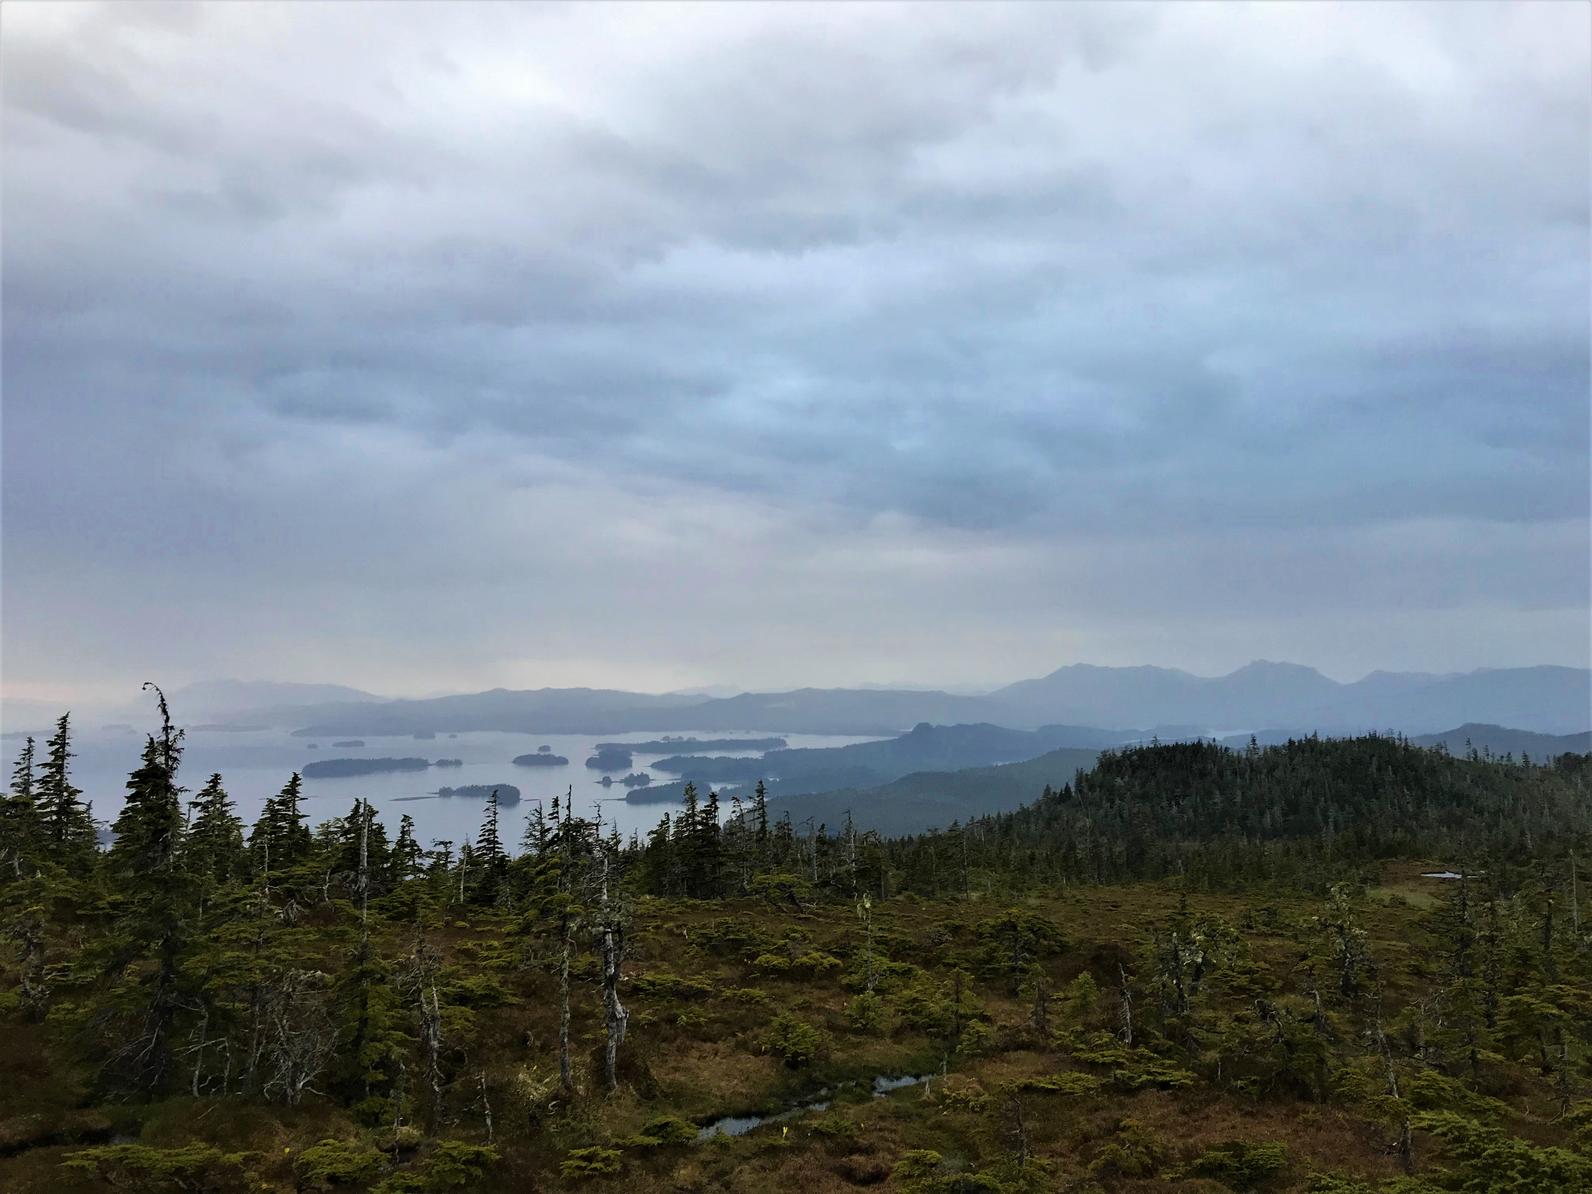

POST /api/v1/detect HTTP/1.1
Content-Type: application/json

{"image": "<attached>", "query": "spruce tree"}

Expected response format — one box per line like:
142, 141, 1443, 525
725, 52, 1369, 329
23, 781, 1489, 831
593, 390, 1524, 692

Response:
250, 773, 311, 880
473, 788, 507, 905
391, 814, 424, 884
37, 713, 96, 870
183, 773, 246, 890
109, 695, 187, 884
2, 736, 42, 878
105, 684, 192, 1090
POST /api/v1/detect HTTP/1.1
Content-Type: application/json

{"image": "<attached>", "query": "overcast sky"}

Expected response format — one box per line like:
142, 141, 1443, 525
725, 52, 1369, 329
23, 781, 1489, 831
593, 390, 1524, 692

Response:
2, 1, 1588, 706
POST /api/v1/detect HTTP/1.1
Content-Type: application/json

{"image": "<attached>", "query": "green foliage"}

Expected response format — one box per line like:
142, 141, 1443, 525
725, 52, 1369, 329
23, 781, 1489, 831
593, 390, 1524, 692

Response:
973, 909, 1067, 990
1412, 1110, 1592, 1192
1407, 1068, 1508, 1120
763, 1011, 827, 1067
559, 1145, 624, 1179
61, 1143, 255, 1192
443, 972, 511, 1007
625, 1115, 698, 1148
1184, 1139, 1289, 1190
1109, 1054, 1198, 1091
894, 1148, 946, 1178
1013, 1071, 1104, 1096
373, 1142, 500, 1192
1087, 1118, 1167, 1179
294, 1137, 387, 1188
631, 968, 714, 1000
956, 1018, 995, 1055
935, 1077, 992, 1112
845, 990, 887, 1033
792, 949, 844, 975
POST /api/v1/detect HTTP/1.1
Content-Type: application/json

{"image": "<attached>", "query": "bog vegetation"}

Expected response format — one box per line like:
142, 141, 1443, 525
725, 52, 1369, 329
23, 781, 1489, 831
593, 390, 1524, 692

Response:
1, 686, 1589, 1191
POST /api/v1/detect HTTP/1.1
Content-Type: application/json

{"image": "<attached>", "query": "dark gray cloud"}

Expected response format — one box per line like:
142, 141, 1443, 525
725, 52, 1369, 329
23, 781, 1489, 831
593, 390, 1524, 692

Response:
2, 1, 1587, 703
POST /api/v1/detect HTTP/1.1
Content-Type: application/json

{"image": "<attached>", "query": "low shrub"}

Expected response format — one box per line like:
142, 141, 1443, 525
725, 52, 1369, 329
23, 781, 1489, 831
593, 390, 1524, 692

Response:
294, 1138, 386, 1188
763, 1011, 827, 1068
558, 1145, 624, 1180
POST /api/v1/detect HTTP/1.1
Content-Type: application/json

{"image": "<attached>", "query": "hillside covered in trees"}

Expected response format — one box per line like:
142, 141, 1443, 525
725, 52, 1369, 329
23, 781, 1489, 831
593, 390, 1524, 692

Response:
1, 692, 1589, 1192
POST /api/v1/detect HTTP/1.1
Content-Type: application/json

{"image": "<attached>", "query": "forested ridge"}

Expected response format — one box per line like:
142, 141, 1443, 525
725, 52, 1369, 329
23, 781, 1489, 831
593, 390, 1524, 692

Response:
1, 691, 1590, 1192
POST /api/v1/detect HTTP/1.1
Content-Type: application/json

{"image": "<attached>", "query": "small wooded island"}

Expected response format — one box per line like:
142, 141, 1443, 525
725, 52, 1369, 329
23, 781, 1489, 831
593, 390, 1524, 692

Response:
584, 746, 632, 770
512, 751, 569, 767
301, 756, 430, 778
595, 736, 786, 753
436, 783, 520, 803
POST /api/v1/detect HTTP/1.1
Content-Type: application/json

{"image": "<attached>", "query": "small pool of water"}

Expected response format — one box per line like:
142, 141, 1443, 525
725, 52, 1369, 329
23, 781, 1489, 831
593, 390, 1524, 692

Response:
697, 1072, 937, 1140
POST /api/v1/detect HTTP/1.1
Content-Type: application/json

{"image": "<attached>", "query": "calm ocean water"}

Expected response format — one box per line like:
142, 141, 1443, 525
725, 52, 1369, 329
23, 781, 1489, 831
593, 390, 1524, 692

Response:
29, 726, 881, 853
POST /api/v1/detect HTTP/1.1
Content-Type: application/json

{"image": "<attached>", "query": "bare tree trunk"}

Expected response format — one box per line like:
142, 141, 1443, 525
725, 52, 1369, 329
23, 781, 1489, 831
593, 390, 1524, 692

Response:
1118, 964, 1134, 1047
600, 920, 627, 1090
558, 920, 574, 1096
1375, 1006, 1413, 1174
478, 1070, 494, 1143
191, 1006, 209, 1096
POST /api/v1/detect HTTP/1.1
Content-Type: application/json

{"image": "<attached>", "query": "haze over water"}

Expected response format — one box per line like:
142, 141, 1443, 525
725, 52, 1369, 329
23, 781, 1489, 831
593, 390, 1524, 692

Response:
57, 727, 881, 852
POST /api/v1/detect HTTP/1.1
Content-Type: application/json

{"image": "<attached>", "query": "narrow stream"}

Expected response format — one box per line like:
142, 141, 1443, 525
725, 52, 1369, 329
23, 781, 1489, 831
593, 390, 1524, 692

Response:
697, 1072, 938, 1140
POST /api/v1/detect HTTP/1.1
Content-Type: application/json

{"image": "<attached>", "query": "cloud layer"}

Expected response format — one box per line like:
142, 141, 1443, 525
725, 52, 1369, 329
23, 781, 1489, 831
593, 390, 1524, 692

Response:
3, 1, 1587, 701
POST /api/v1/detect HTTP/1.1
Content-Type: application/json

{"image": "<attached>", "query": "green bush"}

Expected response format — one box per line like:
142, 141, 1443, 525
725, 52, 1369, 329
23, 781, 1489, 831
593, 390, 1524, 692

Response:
61, 1144, 255, 1192
890, 981, 956, 1035
1087, 1119, 1166, 1180
1185, 1140, 1288, 1190
935, 1077, 992, 1113
559, 1146, 624, 1180
1411, 1110, 1592, 1192
845, 991, 886, 1033
373, 1142, 499, 1193
1014, 1071, 1104, 1096
631, 969, 714, 1000
957, 1019, 995, 1055
1110, 1056, 1197, 1091
626, 1116, 698, 1148
894, 1149, 946, 1181
793, 950, 844, 976
763, 1011, 827, 1067
294, 1138, 386, 1188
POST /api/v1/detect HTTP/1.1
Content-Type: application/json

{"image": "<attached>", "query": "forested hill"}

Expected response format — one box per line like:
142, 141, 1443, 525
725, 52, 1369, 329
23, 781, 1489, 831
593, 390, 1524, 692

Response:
765, 745, 1106, 835
935, 734, 1592, 891
1410, 722, 1592, 760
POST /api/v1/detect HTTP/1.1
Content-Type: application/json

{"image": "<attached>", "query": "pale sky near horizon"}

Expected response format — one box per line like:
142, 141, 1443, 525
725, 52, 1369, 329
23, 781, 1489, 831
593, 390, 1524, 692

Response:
3, 1, 1588, 707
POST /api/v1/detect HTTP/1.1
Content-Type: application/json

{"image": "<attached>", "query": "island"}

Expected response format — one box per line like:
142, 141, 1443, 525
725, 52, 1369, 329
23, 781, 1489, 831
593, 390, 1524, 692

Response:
302, 757, 430, 778
332, 739, 366, 748
437, 784, 520, 805
585, 746, 633, 771
433, 757, 464, 767
620, 772, 652, 788
621, 779, 741, 804
513, 752, 570, 767
650, 755, 766, 783
595, 737, 786, 753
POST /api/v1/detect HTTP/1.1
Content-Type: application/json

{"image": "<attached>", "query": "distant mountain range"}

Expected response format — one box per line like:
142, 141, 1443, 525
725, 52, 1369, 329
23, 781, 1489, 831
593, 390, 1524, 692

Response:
266, 662, 1588, 739
982, 661, 1590, 736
